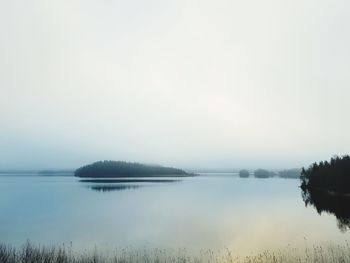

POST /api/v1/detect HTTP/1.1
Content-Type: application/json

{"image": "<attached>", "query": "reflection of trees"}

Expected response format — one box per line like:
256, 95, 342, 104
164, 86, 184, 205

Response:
87, 184, 141, 192
81, 179, 180, 192
301, 187, 350, 232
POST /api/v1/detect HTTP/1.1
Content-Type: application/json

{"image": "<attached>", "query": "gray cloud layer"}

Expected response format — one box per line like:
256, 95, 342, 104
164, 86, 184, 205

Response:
1, 0, 349, 169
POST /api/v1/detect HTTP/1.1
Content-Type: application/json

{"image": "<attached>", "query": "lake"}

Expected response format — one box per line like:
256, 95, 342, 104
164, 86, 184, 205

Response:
0, 173, 348, 255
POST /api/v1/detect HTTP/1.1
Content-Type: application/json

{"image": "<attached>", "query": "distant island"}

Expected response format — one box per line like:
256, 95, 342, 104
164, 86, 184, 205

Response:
278, 168, 301, 179
301, 155, 350, 194
237, 168, 301, 179
74, 160, 193, 178
239, 169, 250, 178
254, 169, 276, 178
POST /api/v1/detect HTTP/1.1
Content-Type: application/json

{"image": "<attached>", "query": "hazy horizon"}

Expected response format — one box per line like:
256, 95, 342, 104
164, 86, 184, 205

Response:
1, 0, 349, 170
0, 164, 301, 172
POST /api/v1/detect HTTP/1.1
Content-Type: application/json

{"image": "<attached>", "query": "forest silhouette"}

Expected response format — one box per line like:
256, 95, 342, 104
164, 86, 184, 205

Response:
300, 155, 350, 193
75, 161, 191, 178
300, 155, 350, 231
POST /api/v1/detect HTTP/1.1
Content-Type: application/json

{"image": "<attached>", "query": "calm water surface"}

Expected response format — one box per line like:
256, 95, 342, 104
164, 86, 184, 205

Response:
0, 173, 348, 254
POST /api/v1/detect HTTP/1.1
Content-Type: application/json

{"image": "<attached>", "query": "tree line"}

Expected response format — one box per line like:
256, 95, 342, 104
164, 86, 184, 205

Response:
300, 155, 350, 193
75, 160, 190, 178
239, 168, 301, 178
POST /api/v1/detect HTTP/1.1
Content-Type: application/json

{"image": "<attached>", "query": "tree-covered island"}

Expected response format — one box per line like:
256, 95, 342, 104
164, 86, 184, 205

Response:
74, 160, 193, 178
254, 169, 276, 178
239, 169, 250, 178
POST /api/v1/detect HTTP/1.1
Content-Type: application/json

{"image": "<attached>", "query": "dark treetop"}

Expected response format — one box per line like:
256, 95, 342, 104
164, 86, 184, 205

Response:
74, 160, 191, 178
300, 155, 350, 194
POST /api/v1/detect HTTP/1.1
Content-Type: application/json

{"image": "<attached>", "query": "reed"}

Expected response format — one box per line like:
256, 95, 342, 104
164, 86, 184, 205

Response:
0, 242, 349, 263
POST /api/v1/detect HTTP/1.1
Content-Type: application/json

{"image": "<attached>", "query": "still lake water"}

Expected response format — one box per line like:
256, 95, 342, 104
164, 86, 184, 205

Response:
0, 173, 348, 254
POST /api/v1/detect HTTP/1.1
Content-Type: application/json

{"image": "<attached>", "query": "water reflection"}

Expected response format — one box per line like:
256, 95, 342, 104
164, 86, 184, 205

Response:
301, 187, 350, 232
2, 175, 349, 253
80, 178, 181, 192
87, 184, 142, 192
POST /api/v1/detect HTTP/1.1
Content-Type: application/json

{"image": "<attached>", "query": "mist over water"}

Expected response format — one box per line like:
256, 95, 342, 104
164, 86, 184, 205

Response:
1, 0, 349, 259
0, 173, 348, 255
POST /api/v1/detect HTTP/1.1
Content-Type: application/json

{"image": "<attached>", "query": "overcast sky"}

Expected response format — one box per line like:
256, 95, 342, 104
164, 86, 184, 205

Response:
1, 0, 349, 170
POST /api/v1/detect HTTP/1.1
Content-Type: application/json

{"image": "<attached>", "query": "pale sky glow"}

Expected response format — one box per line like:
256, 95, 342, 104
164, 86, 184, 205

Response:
1, 0, 350, 169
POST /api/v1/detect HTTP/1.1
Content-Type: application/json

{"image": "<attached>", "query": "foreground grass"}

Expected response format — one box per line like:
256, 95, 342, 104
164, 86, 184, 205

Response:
1, 242, 350, 263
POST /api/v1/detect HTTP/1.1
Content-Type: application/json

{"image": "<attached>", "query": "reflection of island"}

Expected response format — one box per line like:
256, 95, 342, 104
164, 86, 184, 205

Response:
300, 155, 350, 231
75, 161, 192, 178
86, 184, 142, 192
80, 178, 181, 192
